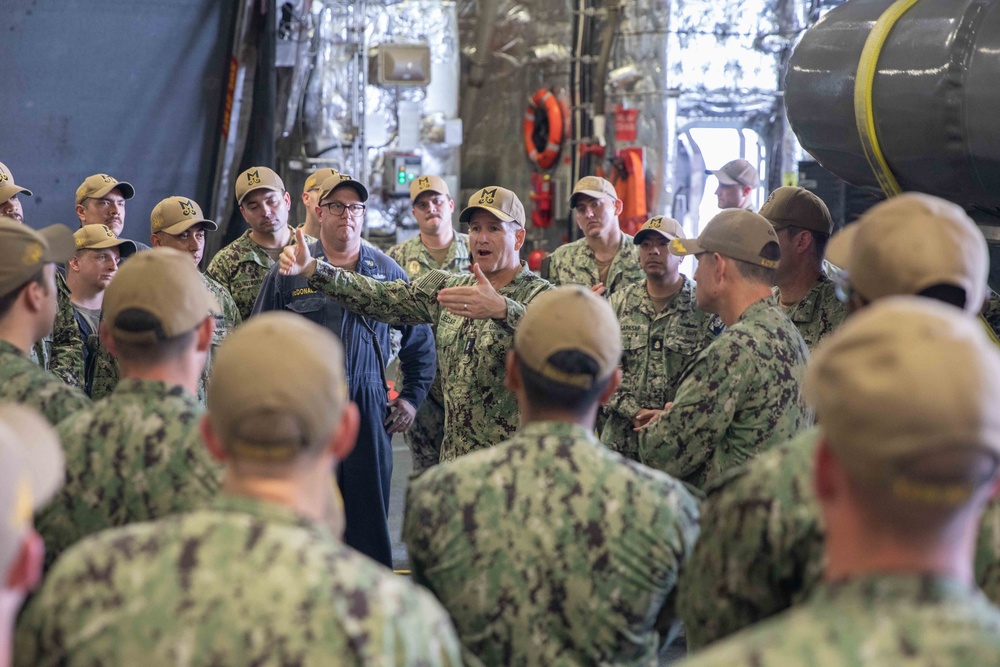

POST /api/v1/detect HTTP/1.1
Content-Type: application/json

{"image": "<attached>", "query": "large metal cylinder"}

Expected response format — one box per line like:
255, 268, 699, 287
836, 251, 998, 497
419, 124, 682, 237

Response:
786, 0, 1000, 211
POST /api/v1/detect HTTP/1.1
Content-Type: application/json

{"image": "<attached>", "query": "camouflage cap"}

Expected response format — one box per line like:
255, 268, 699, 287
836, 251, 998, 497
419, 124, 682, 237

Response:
459, 186, 526, 227
707, 159, 759, 188
410, 174, 450, 201
208, 312, 349, 462
103, 247, 220, 344
806, 297, 1000, 501
73, 225, 137, 257
0, 405, 64, 576
318, 173, 370, 204
515, 285, 622, 388
235, 166, 285, 205
150, 196, 219, 235
75, 174, 135, 205
304, 167, 340, 193
824, 193, 987, 313
759, 186, 833, 234
569, 176, 617, 207
0, 161, 32, 203
668, 209, 779, 268
0, 218, 75, 297
634, 215, 684, 244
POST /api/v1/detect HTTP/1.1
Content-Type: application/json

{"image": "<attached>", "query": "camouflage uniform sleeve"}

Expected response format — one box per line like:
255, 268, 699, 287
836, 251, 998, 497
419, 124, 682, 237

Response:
639, 335, 750, 482
497, 279, 552, 331
307, 260, 439, 326
603, 289, 643, 421
48, 276, 85, 388
977, 498, 1000, 604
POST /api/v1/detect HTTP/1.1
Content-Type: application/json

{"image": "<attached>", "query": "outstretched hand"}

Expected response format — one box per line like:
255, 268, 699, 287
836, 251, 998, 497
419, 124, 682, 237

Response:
279, 227, 317, 277
437, 264, 507, 320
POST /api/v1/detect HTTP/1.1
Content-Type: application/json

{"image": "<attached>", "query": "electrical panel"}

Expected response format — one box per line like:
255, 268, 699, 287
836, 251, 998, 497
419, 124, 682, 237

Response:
384, 153, 422, 196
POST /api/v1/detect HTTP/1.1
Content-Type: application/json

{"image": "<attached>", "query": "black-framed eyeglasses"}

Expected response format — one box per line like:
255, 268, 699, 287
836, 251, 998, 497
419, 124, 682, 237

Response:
322, 201, 366, 217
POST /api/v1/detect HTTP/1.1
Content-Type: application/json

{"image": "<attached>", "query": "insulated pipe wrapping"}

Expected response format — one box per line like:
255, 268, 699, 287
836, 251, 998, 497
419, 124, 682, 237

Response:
785, 0, 1000, 210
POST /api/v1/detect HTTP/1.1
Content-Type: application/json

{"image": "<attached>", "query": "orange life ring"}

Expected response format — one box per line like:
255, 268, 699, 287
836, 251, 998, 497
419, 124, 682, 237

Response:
523, 88, 563, 170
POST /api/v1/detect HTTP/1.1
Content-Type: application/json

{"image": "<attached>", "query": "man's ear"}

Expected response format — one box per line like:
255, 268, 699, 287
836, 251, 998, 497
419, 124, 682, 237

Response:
195, 316, 215, 353
283, 191, 293, 208
150, 233, 163, 248
301, 191, 310, 207
67, 255, 81, 273
200, 414, 229, 463
5, 529, 44, 594
75, 203, 87, 225
327, 402, 360, 463
612, 197, 625, 216
513, 226, 527, 251
504, 350, 521, 393
598, 368, 622, 405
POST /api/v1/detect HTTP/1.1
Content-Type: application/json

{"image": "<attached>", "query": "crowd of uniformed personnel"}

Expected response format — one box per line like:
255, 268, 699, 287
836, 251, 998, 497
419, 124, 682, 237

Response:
1, 154, 1000, 666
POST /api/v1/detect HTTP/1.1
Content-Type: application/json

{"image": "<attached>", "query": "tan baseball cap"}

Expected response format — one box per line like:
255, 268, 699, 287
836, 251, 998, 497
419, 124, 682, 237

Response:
515, 286, 622, 388
459, 186, 526, 227
668, 209, 780, 268
410, 174, 450, 201
569, 176, 617, 207
708, 159, 760, 188
759, 186, 833, 234
824, 193, 987, 313
0, 161, 32, 203
235, 166, 285, 205
150, 196, 219, 235
806, 296, 1000, 501
0, 218, 75, 297
304, 168, 340, 193
634, 216, 684, 244
208, 312, 349, 462
317, 173, 370, 204
103, 247, 220, 344
0, 405, 64, 575
75, 174, 135, 205
73, 225, 137, 257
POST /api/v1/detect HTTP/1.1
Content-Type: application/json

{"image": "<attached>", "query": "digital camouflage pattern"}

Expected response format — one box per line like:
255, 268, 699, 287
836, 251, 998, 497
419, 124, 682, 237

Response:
638, 297, 811, 491
0, 339, 90, 425
17, 495, 464, 667
545, 233, 644, 296
308, 260, 551, 460
36, 379, 221, 568
679, 427, 1000, 649
675, 574, 1000, 667
403, 421, 700, 666
206, 228, 316, 321
602, 277, 722, 460
387, 232, 471, 471
48, 271, 87, 388
982, 289, 1000, 345
87, 274, 239, 403
676, 427, 824, 649
774, 272, 848, 350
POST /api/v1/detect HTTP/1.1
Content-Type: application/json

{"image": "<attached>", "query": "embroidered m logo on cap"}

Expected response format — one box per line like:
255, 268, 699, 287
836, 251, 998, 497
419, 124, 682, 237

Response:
180, 200, 196, 217
247, 170, 261, 187
479, 188, 497, 205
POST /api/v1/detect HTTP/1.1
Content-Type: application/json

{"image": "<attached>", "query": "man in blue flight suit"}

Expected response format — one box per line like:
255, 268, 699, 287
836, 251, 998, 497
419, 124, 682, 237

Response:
253, 173, 435, 568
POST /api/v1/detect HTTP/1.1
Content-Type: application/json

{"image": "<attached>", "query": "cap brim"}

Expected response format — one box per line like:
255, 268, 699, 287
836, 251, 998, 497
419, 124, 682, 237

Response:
0, 404, 64, 509
331, 181, 369, 203
0, 184, 31, 203
81, 238, 138, 257
39, 224, 77, 263
161, 219, 219, 235
825, 225, 856, 273
707, 169, 741, 186
667, 236, 704, 257
569, 189, 611, 206
634, 228, 677, 244
458, 204, 518, 225
91, 181, 135, 200
237, 185, 282, 206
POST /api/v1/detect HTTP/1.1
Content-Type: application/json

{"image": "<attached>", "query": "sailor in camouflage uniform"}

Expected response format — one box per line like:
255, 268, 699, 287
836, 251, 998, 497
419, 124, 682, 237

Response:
677, 298, 1000, 667
677, 193, 995, 649
544, 176, 643, 297
638, 209, 810, 491
206, 166, 310, 320
760, 186, 847, 349
387, 175, 470, 471
0, 218, 90, 425
48, 225, 136, 393
279, 185, 551, 461
36, 248, 223, 569
16, 313, 463, 667
404, 286, 700, 666
602, 215, 722, 460
150, 196, 242, 396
